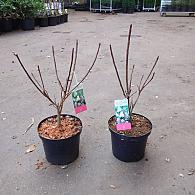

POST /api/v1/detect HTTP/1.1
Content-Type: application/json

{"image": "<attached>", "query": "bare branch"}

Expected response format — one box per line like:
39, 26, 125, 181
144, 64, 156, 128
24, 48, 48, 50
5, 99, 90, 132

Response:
129, 90, 137, 98
142, 72, 155, 90
66, 43, 101, 99
64, 48, 74, 96
67, 40, 79, 94
138, 74, 144, 90
13, 53, 56, 106
31, 73, 43, 89
14, 41, 101, 127
109, 44, 126, 97
37, 65, 45, 91
131, 57, 159, 111
142, 56, 159, 88
52, 46, 64, 91
126, 24, 132, 93
127, 64, 135, 95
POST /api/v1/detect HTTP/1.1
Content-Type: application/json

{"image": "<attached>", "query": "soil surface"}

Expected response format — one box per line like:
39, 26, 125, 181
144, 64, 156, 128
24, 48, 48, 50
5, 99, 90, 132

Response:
109, 114, 152, 137
38, 115, 82, 139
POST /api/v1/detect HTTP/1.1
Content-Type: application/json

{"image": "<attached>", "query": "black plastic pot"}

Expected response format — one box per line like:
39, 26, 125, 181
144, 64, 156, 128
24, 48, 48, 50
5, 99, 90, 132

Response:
12, 18, 21, 30
108, 113, 152, 162
39, 17, 48, 27
64, 14, 68, 22
38, 114, 82, 165
122, 8, 134, 13
21, 18, 35, 31
48, 16, 57, 26
56, 15, 60, 24
35, 18, 40, 26
60, 14, 65, 23
0, 18, 2, 32
2, 18, 13, 32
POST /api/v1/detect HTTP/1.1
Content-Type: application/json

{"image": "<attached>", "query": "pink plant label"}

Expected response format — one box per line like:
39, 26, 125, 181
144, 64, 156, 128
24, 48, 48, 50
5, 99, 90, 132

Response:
75, 105, 87, 114
114, 99, 132, 131
72, 88, 87, 114
116, 123, 132, 130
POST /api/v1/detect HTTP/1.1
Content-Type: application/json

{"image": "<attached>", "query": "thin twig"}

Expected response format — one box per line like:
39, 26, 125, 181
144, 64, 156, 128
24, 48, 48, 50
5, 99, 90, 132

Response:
131, 56, 159, 110
13, 53, 56, 106
126, 24, 132, 93
138, 74, 144, 90
142, 56, 159, 88
66, 43, 101, 98
109, 45, 126, 97
23, 117, 35, 135
37, 65, 45, 91
31, 73, 43, 89
128, 64, 135, 95
67, 40, 78, 94
64, 48, 74, 96
52, 46, 64, 91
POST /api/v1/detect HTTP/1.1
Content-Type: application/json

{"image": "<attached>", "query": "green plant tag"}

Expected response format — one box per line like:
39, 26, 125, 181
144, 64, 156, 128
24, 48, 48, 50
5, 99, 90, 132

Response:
114, 98, 131, 130
72, 88, 87, 114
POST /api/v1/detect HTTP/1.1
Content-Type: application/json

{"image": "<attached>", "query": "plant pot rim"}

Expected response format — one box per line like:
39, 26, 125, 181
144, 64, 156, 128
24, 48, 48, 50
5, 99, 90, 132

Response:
38, 114, 82, 141
22, 18, 34, 20
108, 113, 152, 138
2, 16, 12, 19
48, 15, 57, 18
38, 16, 48, 19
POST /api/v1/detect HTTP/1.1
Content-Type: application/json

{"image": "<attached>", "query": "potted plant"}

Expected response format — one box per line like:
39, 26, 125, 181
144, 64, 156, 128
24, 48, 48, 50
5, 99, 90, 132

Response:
17, 0, 44, 30
189, 0, 195, 11
122, 0, 135, 13
59, 1, 68, 23
108, 25, 159, 162
53, 0, 61, 24
37, 1, 48, 27
14, 41, 101, 165
0, 0, 14, 32
10, 0, 21, 30
0, 16, 2, 33
64, 9, 68, 23
47, 0, 57, 26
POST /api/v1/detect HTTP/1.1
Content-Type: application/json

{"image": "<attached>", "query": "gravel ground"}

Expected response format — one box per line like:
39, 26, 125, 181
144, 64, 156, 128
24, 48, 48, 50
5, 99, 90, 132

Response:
0, 10, 195, 195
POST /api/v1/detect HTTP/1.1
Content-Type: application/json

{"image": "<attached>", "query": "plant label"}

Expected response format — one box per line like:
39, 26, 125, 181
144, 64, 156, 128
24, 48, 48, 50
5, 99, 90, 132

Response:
114, 99, 131, 130
72, 88, 87, 114
51, 2, 54, 9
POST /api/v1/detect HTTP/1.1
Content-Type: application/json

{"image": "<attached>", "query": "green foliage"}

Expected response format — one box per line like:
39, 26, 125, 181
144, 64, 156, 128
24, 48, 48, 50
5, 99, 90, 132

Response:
91, 0, 122, 7
0, 0, 45, 19
0, 0, 15, 18
143, 0, 156, 7
122, 0, 135, 9
16, 0, 45, 19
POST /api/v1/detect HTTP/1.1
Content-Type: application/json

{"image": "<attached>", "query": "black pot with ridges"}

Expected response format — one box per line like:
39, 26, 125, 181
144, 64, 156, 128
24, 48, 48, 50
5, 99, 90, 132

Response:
2, 18, 13, 32
56, 15, 60, 24
0, 18, 2, 32
64, 14, 68, 22
38, 114, 82, 165
21, 18, 35, 31
12, 18, 21, 30
48, 16, 57, 26
39, 17, 48, 27
108, 113, 152, 162
60, 14, 65, 23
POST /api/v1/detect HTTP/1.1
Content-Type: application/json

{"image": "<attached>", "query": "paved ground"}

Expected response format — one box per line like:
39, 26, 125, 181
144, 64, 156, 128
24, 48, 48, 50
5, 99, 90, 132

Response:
0, 10, 195, 195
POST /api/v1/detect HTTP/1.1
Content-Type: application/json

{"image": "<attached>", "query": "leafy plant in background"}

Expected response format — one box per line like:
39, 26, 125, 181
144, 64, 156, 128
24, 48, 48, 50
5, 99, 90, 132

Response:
15, 0, 45, 19
0, 0, 15, 18
112, 0, 122, 9
122, 0, 135, 13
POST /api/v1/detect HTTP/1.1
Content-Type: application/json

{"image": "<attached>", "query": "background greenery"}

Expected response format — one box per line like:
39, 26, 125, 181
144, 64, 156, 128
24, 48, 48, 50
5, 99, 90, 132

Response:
0, 0, 45, 19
